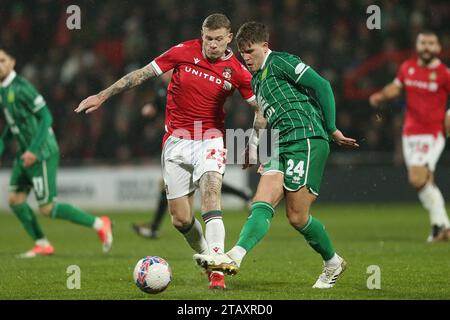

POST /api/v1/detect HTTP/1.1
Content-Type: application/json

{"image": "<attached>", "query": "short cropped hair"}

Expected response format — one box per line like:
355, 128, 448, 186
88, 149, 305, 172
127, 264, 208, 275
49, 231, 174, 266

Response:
236, 21, 269, 49
202, 13, 231, 31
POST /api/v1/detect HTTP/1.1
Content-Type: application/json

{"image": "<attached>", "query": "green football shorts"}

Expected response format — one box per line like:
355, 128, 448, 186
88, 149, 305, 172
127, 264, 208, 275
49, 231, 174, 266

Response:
9, 153, 59, 206
261, 137, 330, 195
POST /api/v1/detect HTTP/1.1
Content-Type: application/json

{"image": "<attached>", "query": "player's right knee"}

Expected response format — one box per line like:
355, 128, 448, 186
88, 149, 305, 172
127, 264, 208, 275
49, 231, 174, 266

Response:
169, 208, 192, 229
168, 202, 192, 229
171, 215, 193, 231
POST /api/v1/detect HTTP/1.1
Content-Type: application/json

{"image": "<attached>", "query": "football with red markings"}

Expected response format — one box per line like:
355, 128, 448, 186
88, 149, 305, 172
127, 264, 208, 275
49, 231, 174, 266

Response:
133, 256, 172, 294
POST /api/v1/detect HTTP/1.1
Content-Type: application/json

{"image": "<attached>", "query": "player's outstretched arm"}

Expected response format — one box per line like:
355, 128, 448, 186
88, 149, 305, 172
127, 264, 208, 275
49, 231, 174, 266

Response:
75, 65, 158, 114
296, 68, 358, 148
296, 68, 338, 134
369, 82, 402, 108
242, 101, 267, 169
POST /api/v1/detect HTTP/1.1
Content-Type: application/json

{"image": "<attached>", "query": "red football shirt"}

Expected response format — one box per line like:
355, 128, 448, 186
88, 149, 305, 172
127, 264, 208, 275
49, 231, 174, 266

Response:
395, 58, 450, 136
149, 39, 255, 143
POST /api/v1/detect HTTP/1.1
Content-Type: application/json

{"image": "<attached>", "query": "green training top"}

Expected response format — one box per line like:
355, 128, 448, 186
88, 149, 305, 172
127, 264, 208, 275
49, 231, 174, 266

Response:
0, 71, 59, 160
252, 50, 337, 144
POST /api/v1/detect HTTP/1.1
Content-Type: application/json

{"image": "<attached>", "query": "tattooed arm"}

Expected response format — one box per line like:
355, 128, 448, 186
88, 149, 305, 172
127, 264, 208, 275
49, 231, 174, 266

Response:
75, 64, 158, 114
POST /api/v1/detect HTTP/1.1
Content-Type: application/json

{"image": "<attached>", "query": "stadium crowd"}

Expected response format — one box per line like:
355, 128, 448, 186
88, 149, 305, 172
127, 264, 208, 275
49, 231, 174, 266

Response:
1, 0, 449, 165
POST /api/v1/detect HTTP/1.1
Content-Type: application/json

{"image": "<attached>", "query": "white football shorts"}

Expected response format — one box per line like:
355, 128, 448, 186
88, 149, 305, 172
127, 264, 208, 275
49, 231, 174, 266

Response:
161, 135, 227, 200
402, 133, 445, 172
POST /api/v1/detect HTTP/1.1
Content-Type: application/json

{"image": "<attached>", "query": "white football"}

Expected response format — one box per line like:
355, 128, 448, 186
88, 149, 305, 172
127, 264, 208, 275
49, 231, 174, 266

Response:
133, 256, 172, 294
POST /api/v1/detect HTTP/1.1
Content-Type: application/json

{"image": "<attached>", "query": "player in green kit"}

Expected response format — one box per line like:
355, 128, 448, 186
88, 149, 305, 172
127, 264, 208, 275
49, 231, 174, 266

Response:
0, 47, 113, 257
194, 22, 358, 288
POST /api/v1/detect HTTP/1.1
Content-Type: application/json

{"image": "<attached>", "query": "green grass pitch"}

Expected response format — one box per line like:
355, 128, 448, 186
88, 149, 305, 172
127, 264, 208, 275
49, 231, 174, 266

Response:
0, 203, 449, 300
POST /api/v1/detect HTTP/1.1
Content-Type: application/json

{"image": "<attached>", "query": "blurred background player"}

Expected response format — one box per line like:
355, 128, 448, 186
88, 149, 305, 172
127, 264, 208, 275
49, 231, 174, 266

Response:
194, 21, 358, 289
369, 31, 450, 242
0, 47, 112, 257
75, 14, 256, 289
132, 98, 252, 239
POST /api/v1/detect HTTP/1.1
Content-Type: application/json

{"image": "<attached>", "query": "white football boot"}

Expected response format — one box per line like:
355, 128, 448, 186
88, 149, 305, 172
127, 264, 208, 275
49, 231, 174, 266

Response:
193, 253, 239, 275
312, 256, 347, 289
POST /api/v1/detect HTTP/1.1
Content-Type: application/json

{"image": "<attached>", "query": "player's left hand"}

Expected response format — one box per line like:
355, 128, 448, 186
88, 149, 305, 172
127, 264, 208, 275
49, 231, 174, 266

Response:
331, 129, 359, 148
21, 151, 37, 167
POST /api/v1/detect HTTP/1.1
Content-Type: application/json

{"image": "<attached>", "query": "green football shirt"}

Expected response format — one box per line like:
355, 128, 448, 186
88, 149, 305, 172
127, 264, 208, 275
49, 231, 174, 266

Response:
0, 71, 59, 160
252, 51, 336, 144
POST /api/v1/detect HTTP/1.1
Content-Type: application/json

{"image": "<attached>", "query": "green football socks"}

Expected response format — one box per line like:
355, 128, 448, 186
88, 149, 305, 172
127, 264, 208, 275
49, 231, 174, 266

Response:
51, 203, 96, 227
297, 215, 335, 261
236, 201, 274, 252
11, 202, 45, 241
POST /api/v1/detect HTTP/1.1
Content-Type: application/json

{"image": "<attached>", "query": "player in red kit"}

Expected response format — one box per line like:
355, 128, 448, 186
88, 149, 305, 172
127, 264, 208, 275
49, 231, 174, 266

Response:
75, 14, 257, 289
370, 31, 450, 242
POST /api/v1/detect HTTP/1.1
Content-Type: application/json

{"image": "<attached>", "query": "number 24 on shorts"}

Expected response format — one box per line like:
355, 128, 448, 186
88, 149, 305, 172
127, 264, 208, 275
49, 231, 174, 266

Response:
286, 159, 305, 177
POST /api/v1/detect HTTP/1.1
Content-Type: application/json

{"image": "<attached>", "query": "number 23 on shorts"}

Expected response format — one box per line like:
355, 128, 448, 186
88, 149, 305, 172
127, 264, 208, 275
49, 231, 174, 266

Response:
206, 148, 227, 168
